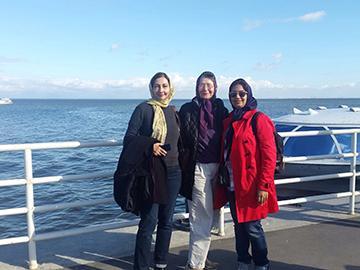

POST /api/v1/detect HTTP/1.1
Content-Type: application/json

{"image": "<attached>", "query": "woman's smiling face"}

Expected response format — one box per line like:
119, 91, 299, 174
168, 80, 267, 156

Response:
152, 76, 170, 101
229, 84, 248, 109
197, 78, 215, 100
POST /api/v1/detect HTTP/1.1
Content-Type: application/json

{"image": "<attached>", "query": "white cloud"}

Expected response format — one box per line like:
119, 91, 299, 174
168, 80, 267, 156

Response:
159, 55, 171, 62
243, 10, 326, 31
272, 52, 283, 62
170, 73, 195, 88
0, 76, 21, 91
246, 77, 284, 90
254, 52, 283, 71
47, 77, 150, 91
0, 75, 153, 98
0, 56, 26, 64
242, 20, 263, 31
109, 43, 120, 52
299, 11, 326, 22
0, 75, 359, 99
254, 62, 277, 71
320, 82, 358, 90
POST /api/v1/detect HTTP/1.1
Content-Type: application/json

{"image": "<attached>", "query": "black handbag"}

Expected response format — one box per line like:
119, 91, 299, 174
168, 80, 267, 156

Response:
113, 168, 152, 215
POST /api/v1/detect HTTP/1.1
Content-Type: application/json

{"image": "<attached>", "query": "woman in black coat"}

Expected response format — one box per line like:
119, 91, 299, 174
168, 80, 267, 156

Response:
179, 71, 228, 270
116, 72, 181, 270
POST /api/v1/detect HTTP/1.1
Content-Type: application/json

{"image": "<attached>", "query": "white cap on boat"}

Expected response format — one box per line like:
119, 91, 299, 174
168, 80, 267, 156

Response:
308, 108, 318, 115
293, 107, 303, 114
349, 107, 360, 112
292, 107, 318, 115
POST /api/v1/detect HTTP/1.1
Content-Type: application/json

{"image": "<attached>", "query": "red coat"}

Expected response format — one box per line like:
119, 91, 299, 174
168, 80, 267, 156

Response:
214, 110, 279, 223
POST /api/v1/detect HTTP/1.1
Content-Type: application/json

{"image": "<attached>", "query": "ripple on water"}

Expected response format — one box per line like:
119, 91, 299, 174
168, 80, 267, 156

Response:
3, 99, 360, 237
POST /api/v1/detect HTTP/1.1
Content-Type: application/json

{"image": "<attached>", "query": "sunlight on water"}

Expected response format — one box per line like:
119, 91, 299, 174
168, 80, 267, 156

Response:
1, 98, 360, 238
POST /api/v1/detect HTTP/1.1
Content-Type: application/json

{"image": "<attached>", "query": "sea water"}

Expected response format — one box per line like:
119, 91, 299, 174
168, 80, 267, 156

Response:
1, 98, 360, 238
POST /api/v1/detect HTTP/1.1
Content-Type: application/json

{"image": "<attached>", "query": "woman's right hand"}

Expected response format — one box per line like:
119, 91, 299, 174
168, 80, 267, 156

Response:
257, 190, 269, 205
153, 143, 167, 156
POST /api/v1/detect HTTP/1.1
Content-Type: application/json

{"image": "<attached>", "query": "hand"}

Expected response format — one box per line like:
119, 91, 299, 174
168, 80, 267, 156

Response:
257, 190, 268, 205
153, 143, 167, 156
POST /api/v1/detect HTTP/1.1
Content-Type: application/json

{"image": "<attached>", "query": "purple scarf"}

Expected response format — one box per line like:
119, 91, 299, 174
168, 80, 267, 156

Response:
198, 99, 215, 151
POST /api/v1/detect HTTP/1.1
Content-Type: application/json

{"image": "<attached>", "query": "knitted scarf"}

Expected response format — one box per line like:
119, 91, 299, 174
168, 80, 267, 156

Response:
147, 83, 175, 144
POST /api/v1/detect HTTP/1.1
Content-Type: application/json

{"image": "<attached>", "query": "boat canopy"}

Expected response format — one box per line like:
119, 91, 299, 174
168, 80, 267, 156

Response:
274, 106, 360, 158
275, 106, 360, 127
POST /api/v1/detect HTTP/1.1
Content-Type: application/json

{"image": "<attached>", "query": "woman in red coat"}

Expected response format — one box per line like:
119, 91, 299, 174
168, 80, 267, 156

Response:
214, 78, 278, 270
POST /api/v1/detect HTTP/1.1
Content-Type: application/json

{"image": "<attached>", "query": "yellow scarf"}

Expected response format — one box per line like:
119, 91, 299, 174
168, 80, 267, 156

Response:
147, 84, 175, 144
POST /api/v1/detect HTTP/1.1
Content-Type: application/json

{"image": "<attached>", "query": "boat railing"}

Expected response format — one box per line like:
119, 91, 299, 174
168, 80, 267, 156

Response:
0, 128, 359, 269
276, 128, 360, 210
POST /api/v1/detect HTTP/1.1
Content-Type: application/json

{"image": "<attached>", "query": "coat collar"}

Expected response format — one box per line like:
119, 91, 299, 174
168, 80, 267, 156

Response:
242, 109, 257, 120
228, 109, 257, 121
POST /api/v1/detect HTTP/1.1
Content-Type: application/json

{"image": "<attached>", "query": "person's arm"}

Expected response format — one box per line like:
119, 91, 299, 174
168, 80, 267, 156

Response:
124, 104, 167, 156
123, 105, 144, 147
178, 106, 189, 149
255, 114, 277, 193
178, 105, 191, 169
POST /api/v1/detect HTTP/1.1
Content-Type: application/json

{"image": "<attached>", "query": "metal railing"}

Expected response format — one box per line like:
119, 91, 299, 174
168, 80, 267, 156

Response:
215, 128, 360, 235
0, 140, 190, 269
276, 128, 359, 215
0, 140, 122, 269
0, 128, 359, 269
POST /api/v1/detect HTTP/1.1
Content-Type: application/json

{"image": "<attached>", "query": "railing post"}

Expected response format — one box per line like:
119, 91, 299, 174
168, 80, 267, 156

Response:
350, 133, 357, 215
218, 206, 225, 236
25, 149, 38, 269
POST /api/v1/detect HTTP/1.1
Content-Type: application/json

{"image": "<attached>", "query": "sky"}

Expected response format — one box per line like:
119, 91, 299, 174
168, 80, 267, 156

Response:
0, 0, 359, 99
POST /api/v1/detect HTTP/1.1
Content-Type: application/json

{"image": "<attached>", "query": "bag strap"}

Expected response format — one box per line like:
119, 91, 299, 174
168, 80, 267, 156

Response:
250, 111, 262, 138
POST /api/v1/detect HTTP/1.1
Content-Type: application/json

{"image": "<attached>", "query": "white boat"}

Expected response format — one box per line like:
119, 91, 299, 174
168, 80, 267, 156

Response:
274, 105, 360, 178
0, 97, 13, 105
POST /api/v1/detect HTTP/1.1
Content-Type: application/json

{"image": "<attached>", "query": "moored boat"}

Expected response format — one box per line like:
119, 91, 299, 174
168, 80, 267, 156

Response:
274, 105, 360, 178
0, 98, 13, 105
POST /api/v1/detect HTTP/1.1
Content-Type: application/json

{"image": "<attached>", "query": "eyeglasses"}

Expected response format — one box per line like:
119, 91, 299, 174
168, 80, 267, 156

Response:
229, 91, 248, 98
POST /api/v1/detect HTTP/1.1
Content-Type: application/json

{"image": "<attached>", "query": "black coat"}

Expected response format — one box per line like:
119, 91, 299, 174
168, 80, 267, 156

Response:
113, 102, 179, 215
124, 102, 180, 167
178, 97, 228, 200
113, 135, 168, 215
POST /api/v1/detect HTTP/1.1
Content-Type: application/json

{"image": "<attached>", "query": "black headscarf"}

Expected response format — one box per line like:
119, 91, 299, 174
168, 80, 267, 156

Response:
224, 78, 258, 160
